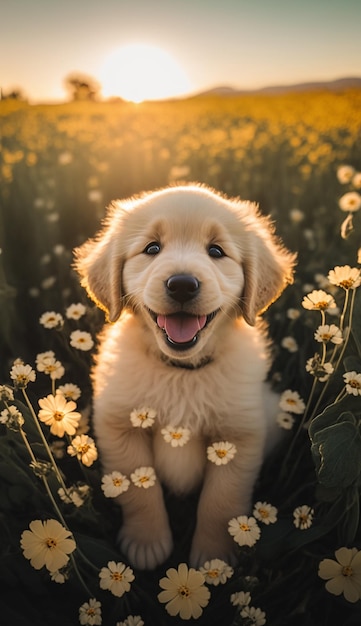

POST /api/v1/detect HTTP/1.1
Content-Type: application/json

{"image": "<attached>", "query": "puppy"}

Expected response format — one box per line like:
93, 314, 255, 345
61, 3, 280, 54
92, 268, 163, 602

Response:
75, 184, 295, 570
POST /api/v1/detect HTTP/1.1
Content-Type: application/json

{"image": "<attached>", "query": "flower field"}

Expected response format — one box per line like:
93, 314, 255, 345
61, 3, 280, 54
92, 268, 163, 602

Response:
1, 89, 361, 625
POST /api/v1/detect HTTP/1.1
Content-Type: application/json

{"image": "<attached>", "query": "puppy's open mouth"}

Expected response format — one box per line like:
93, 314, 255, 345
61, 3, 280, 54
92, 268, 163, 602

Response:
149, 310, 218, 351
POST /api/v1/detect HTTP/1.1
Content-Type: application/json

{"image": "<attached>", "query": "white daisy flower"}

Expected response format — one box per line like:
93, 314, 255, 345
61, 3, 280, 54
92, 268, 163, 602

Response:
302, 290, 336, 312
101, 471, 130, 497
50, 569, 68, 584
230, 590, 251, 607
293, 505, 314, 529
130, 406, 156, 428
207, 441, 237, 465
58, 484, 90, 507
338, 191, 361, 213
253, 501, 278, 525
336, 165, 355, 184
352, 172, 361, 189
228, 515, 261, 547
314, 324, 343, 344
0, 385, 14, 401
306, 357, 334, 382
116, 617, 144, 626
38, 393, 81, 437
79, 598, 102, 625
241, 605, 267, 626
161, 425, 191, 447
276, 412, 295, 430
99, 561, 135, 597
0, 405, 25, 429
286, 308, 300, 320
279, 390, 305, 414
10, 363, 36, 388
39, 311, 64, 329
199, 559, 234, 585
36, 354, 65, 380
130, 466, 157, 489
57, 383, 81, 401
65, 302, 86, 320
281, 336, 298, 352
67, 434, 98, 467
343, 371, 361, 396
70, 330, 94, 351
328, 265, 361, 290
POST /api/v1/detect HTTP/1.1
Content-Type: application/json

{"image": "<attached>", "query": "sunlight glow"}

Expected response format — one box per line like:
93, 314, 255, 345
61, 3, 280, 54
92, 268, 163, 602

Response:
98, 43, 191, 103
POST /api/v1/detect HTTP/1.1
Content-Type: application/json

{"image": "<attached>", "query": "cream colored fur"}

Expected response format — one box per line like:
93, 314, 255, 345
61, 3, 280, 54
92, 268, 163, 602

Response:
75, 184, 295, 570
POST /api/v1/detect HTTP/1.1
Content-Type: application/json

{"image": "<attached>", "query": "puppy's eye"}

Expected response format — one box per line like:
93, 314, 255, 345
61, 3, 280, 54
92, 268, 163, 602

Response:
143, 242, 161, 255
208, 244, 225, 259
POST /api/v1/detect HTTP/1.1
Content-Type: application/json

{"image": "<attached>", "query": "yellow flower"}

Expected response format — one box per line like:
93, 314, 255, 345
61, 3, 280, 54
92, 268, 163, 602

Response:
328, 265, 361, 290
38, 393, 81, 437
302, 290, 336, 312
318, 547, 361, 603
20, 519, 76, 572
67, 434, 98, 467
336, 165, 355, 184
99, 561, 135, 597
158, 563, 210, 620
338, 191, 361, 212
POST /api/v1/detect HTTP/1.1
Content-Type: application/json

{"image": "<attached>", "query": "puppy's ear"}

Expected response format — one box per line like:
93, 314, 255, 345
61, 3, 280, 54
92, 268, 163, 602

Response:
74, 204, 125, 323
240, 206, 296, 326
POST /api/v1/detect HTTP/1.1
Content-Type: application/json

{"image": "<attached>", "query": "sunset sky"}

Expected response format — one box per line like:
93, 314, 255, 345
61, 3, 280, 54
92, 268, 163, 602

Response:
2, 0, 361, 102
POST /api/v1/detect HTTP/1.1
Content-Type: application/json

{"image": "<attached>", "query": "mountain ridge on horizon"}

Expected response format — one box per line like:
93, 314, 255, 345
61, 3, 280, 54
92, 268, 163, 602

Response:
193, 76, 361, 97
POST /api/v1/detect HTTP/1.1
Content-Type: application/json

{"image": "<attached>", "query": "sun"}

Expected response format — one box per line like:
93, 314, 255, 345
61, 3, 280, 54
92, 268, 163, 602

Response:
98, 43, 191, 103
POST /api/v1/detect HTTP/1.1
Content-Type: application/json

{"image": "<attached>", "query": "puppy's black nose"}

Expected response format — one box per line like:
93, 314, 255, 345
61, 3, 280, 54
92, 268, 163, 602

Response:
166, 274, 200, 303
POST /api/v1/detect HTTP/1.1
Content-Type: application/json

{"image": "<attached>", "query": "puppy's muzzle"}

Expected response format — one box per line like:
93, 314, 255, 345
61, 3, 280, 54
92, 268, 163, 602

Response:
165, 274, 200, 303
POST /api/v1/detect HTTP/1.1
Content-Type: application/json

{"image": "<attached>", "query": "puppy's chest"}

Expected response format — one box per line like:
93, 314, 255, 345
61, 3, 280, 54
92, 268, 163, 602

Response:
126, 367, 262, 436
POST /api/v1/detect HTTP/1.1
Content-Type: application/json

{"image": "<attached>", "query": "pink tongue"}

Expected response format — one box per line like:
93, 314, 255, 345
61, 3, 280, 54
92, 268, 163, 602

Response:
157, 314, 207, 343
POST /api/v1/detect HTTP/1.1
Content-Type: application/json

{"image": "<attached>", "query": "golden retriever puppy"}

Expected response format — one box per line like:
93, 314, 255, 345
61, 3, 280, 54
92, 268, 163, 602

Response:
75, 184, 295, 570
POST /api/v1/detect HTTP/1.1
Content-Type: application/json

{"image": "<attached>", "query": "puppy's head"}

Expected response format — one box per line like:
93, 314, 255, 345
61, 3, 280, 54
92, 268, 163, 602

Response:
75, 184, 295, 360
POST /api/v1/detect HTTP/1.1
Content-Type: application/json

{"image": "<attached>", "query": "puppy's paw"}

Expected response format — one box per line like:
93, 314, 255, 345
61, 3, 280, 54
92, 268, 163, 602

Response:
189, 531, 237, 569
118, 525, 173, 570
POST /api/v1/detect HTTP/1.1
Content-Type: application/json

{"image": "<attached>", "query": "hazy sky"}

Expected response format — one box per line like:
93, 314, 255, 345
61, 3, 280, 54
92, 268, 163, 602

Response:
2, 0, 361, 102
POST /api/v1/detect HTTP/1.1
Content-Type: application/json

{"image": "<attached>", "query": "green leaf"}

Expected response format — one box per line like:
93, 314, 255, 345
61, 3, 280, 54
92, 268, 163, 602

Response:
309, 396, 361, 441
312, 419, 361, 489
339, 488, 360, 544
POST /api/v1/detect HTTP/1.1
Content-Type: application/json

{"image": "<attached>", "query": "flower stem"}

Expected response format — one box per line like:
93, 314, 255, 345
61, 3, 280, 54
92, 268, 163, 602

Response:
305, 288, 356, 427
21, 388, 68, 492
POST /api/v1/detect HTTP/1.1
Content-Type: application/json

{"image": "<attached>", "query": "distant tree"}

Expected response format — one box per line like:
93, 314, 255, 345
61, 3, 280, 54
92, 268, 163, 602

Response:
1, 88, 27, 101
64, 73, 100, 101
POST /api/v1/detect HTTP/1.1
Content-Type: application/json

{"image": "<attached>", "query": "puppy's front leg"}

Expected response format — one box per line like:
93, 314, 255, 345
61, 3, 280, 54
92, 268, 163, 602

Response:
189, 432, 265, 568
95, 421, 173, 569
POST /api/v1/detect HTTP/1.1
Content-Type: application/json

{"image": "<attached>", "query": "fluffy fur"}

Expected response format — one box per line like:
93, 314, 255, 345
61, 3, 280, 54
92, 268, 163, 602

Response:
75, 184, 295, 570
